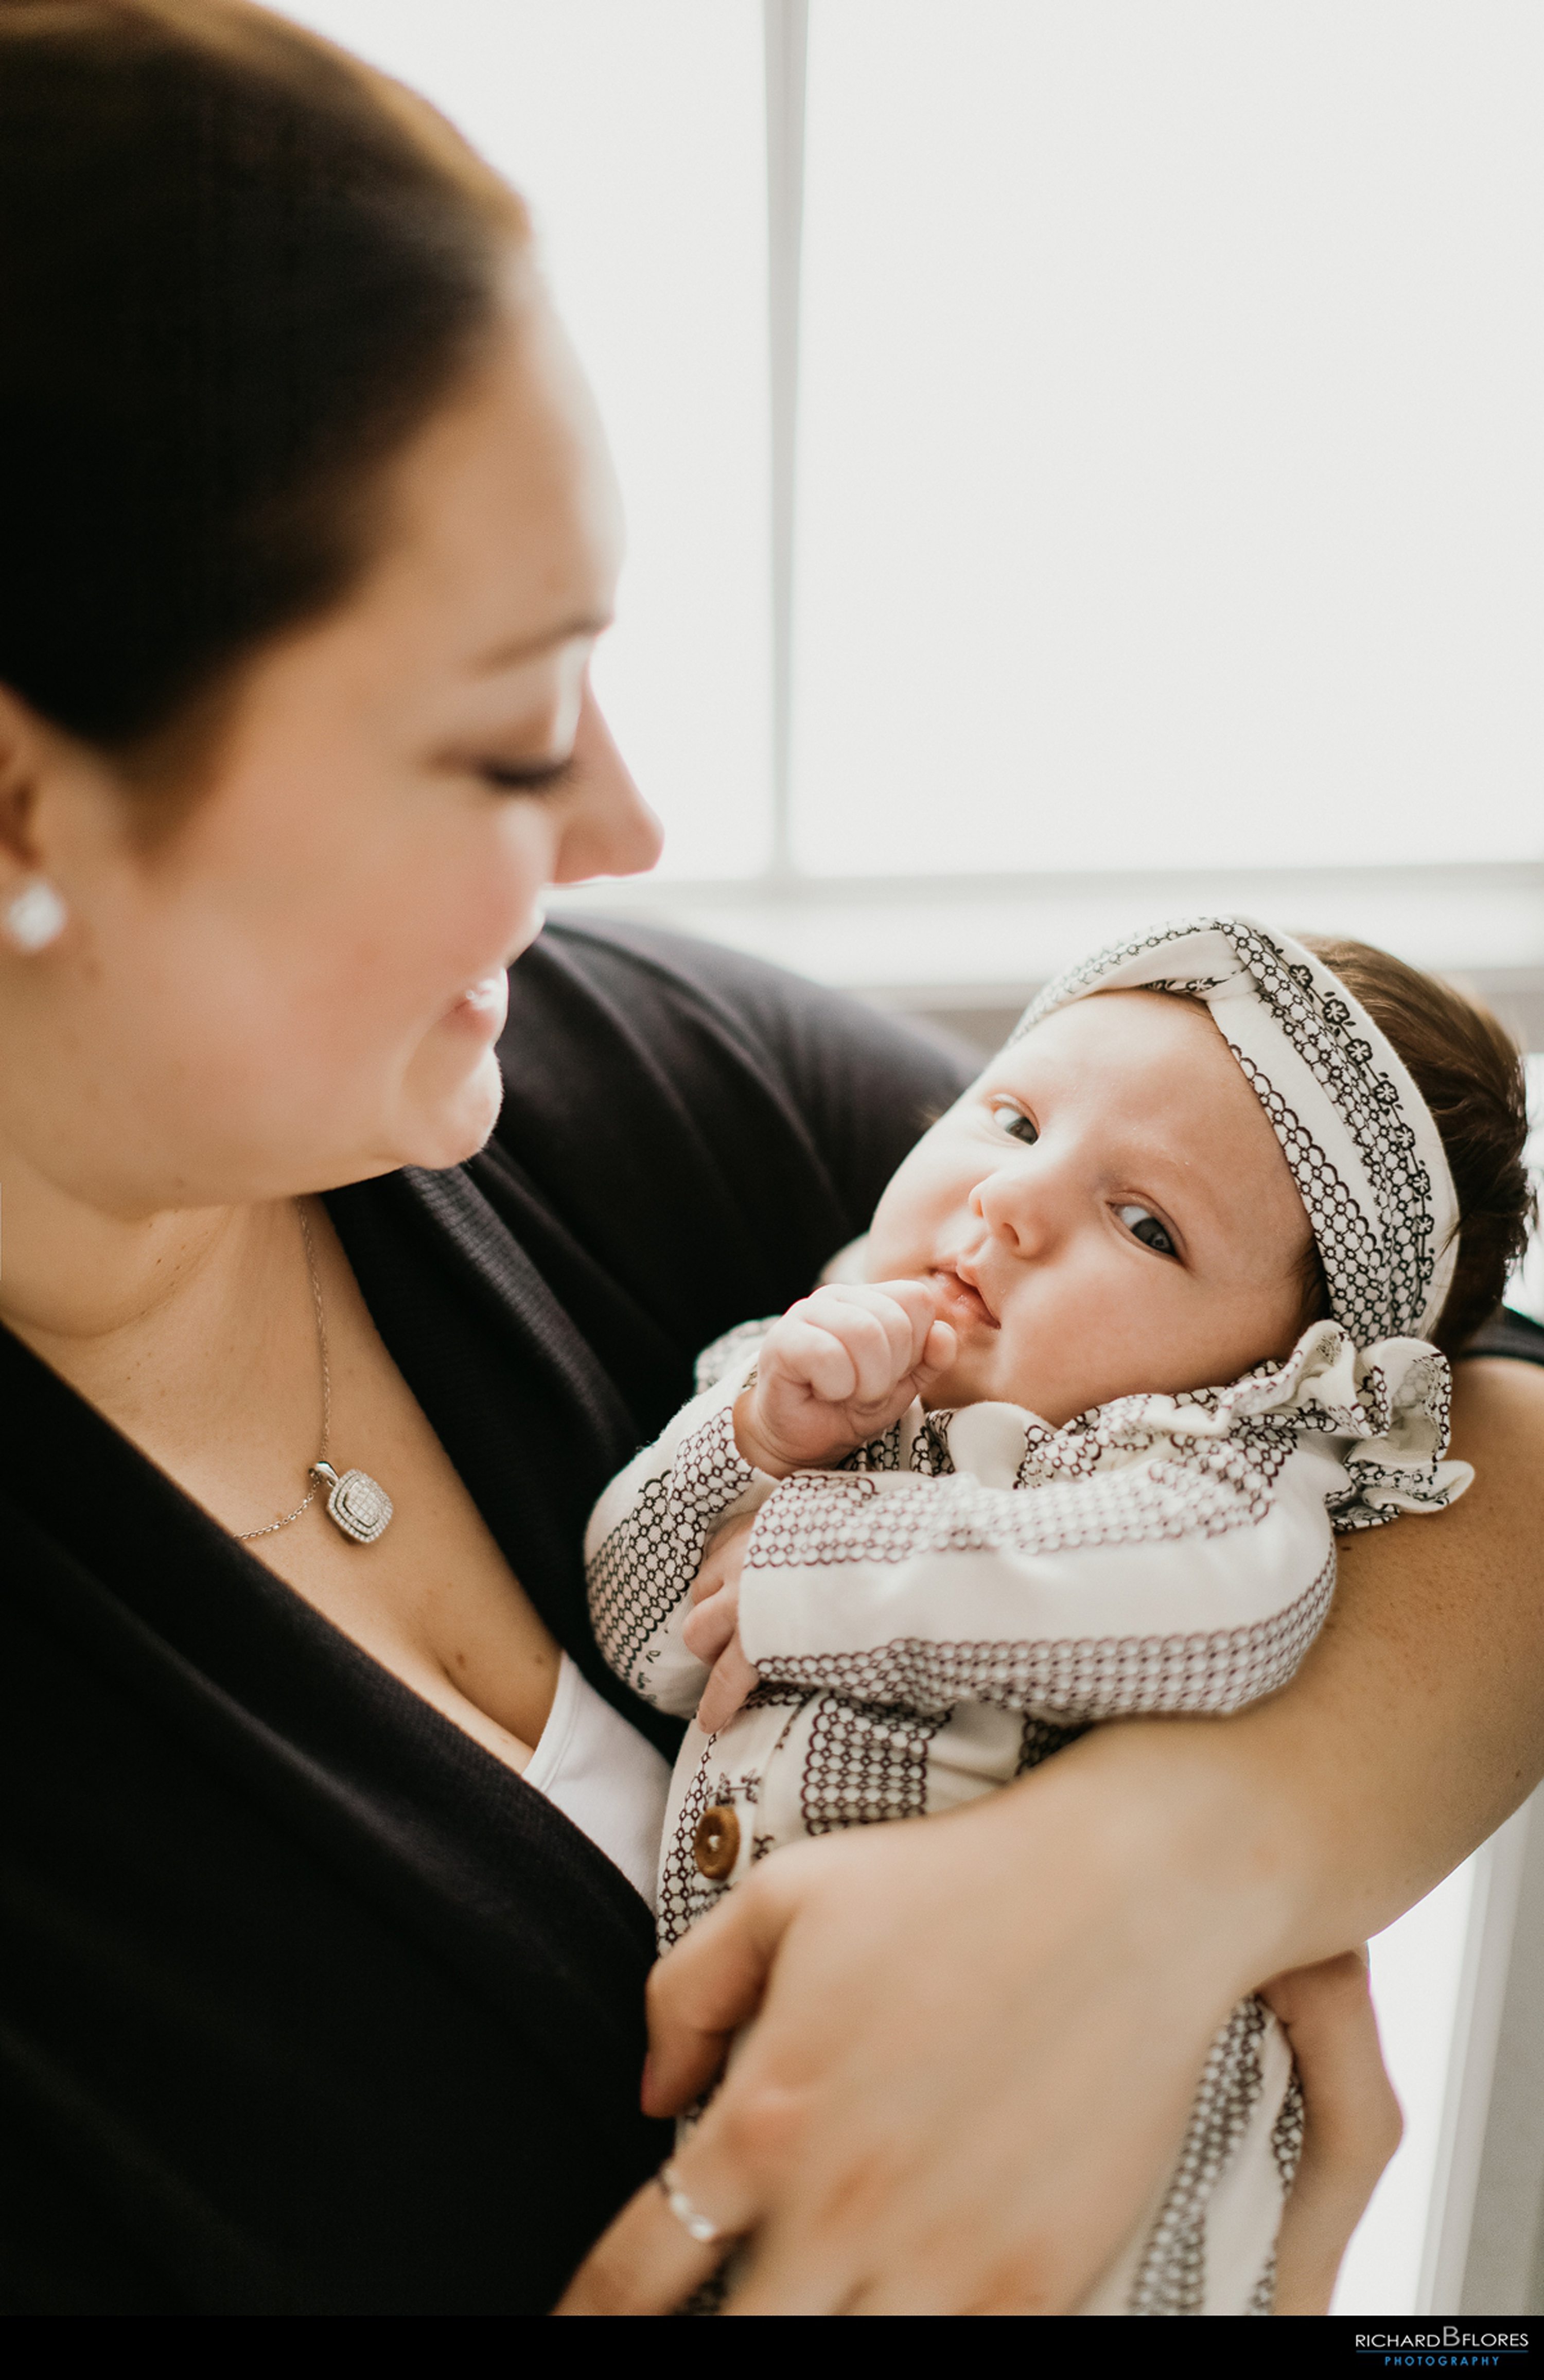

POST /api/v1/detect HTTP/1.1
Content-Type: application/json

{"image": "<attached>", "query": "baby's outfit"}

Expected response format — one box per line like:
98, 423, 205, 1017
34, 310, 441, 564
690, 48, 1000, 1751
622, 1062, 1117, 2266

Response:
585, 916, 1470, 2317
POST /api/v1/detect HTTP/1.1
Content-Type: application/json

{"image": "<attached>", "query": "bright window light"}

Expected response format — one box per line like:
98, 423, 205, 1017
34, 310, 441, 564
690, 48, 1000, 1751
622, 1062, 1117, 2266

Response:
792, 1, 1544, 875
275, 1, 773, 879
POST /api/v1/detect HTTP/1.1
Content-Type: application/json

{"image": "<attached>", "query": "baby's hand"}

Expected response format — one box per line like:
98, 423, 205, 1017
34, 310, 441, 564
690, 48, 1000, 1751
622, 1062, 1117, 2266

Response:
733, 1280, 956, 1475
683, 1513, 760, 1734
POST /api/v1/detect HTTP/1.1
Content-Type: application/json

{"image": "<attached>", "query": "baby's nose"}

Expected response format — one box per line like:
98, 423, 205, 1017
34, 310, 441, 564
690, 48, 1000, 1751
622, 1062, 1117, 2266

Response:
971, 1161, 1057, 1254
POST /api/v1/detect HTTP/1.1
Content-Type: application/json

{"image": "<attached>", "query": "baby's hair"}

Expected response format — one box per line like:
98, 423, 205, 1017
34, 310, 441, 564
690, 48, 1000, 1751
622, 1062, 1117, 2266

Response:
1297, 936, 1533, 1355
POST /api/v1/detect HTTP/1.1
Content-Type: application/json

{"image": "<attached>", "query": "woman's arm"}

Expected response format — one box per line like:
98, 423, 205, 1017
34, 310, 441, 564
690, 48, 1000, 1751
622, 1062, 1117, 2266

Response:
1227, 1358, 1544, 1946
557, 1359, 1544, 2315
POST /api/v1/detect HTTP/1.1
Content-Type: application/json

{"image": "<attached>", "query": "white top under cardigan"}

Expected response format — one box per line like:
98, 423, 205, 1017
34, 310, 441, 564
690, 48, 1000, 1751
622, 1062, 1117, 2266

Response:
522, 1652, 670, 1910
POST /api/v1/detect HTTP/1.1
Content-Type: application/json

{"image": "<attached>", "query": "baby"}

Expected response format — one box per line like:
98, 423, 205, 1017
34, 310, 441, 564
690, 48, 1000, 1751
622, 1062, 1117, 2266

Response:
585, 915, 1532, 2316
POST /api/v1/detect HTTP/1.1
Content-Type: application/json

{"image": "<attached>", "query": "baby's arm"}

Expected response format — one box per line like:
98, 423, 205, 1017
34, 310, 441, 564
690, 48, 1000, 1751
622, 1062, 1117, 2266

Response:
587, 1283, 950, 1724
1261, 1950, 1402, 2315
585, 1347, 770, 1716
731, 1445, 1336, 1729
668, 1281, 952, 1728
688, 1457, 1331, 1732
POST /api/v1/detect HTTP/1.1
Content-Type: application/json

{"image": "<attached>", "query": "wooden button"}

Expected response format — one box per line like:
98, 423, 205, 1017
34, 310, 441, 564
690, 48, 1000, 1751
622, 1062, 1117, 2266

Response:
693, 1804, 740, 1880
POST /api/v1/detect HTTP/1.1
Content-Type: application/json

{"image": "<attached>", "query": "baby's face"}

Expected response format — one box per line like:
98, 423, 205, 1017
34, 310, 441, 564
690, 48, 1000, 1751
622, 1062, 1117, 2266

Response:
865, 990, 1315, 1426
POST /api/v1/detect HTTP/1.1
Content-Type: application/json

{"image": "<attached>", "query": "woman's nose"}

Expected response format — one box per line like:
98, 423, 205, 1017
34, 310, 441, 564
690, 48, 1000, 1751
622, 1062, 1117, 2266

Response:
552, 684, 664, 884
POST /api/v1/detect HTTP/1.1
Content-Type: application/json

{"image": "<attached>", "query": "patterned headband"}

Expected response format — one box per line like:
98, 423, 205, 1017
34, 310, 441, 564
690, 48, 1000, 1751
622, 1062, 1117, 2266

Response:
1014, 916, 1460, 1347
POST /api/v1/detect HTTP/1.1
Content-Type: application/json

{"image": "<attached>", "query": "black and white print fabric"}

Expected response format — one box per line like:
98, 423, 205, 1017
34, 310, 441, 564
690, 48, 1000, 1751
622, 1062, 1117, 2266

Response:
1017, 914, 1460, 1347
584, 1306, 1468, 2316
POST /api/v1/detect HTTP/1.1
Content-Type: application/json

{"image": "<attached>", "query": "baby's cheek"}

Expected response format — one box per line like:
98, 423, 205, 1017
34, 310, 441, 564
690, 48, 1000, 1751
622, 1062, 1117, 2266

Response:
865, 1155, 966, 1275
919, 1335, 1008, 1414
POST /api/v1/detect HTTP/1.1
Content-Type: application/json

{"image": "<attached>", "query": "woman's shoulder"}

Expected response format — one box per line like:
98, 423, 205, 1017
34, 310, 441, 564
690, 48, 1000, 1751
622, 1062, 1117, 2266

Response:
505, 912, 970, 1131
492, 915, 972, 1283
1460, 1306, 1544, 1368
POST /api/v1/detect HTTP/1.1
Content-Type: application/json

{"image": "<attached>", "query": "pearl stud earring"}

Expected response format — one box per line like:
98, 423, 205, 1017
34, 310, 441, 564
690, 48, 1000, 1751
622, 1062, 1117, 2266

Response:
2, 876, 67, 953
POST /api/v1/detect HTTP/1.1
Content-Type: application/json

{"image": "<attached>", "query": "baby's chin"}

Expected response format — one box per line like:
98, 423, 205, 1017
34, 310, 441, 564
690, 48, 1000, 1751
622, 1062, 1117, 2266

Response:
921, 1353, 1102, 1429
922, 1352, 1040, 1419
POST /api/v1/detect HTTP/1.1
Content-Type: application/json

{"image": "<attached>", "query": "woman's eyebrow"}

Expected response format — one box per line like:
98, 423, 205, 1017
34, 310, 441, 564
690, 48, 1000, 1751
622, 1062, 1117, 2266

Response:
470, 610, 613, 674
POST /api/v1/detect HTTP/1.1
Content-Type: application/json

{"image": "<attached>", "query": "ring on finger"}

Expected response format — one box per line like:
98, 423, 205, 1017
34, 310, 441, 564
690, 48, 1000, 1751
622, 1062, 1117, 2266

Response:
656, 2160, 733, 2246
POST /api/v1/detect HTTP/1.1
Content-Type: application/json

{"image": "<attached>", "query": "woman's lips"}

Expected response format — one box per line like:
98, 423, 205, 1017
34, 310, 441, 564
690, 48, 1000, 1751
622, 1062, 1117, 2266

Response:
931, 1263, 998, 1331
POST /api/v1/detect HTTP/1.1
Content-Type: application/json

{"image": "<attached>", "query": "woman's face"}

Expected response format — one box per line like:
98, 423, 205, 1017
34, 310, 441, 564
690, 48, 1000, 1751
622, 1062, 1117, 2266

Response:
0, 291, 660, 1216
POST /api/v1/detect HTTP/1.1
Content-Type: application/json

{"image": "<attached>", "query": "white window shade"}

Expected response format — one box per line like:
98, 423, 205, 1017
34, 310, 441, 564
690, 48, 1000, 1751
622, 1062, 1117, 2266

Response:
791, 1, 1544, 877
276, 0, 774, 879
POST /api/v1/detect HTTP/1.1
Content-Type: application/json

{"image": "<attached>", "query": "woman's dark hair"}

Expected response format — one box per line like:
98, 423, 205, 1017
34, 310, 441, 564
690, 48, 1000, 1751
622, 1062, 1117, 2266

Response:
0, 0, 527, 772
1299, 936, 1534, 1355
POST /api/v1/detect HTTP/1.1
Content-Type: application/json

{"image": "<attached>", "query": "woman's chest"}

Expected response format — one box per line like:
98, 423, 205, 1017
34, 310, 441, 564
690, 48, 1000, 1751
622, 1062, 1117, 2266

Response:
255, 1374, 563, 1766
30, 1201, 570, 1771
245, 1232, 565, 1768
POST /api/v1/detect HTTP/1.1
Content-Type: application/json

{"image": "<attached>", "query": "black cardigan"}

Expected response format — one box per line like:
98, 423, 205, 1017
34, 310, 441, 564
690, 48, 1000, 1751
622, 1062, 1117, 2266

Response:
4, 919, 1535, 2315
0, 920, 969, 2316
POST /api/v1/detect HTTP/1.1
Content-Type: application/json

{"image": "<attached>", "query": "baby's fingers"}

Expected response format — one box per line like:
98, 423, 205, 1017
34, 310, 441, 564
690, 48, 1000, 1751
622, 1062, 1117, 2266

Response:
914, 1317, 958, 1387
697, 1634, 761, 1734
789, 1283, 937, 1401
692, 1513, 756, 1605
764, 1316, 862, 1404
854, 1277, 946, 1354
683, 1583, 740, 1666
827, 1279, 950, 1388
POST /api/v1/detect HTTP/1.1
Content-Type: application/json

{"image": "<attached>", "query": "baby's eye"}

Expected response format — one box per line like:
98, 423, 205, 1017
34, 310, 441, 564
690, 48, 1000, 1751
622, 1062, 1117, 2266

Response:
990, 1098, 1039, 1147
1115, 1203, 1177, 1259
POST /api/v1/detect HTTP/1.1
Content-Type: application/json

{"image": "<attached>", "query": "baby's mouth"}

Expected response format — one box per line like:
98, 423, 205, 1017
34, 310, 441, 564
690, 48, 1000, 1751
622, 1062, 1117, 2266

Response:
931, 1262, 998, 1331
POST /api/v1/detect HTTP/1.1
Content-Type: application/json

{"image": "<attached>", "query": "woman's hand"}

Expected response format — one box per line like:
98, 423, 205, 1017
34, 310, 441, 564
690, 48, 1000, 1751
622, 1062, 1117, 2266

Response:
732, 1281, 955, 1475
683, 1513, 760, 1734
556, 1729, 1263, 2315
1262, 1949, 1402, 2316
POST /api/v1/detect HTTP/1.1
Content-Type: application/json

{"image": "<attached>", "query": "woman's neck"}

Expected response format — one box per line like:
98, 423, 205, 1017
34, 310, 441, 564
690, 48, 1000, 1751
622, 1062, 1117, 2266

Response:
0, 1149, 305, 1470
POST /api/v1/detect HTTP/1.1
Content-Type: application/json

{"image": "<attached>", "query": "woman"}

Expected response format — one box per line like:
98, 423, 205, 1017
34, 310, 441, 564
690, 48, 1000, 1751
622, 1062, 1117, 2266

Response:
2, 0, 1541, 2317
0, 0, 984, 2311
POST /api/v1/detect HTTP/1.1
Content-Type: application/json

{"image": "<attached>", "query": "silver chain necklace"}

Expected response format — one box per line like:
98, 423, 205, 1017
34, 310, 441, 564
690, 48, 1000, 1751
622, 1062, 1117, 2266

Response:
236, 1202, 394, 1547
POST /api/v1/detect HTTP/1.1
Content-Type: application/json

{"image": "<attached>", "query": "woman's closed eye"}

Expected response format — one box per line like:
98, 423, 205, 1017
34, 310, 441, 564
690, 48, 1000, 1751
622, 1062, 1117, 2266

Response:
1115, 1202, 1178, 1259
990, 1097, 1039, 1147
479, 753, 579, 794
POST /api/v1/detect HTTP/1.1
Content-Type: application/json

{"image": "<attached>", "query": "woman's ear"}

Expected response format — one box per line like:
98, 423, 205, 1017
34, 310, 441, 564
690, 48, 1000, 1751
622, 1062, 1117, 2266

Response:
0, 685, 84, 954
0, 682, 59, 877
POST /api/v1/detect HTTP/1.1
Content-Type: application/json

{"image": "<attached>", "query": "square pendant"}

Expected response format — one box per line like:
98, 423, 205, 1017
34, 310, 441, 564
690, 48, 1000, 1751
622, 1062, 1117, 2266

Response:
321, 1467, 393, 1545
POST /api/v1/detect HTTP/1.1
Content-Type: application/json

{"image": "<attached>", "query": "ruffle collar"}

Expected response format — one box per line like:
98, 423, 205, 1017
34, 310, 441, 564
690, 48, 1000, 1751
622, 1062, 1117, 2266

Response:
892, 1320, 1471, 1532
